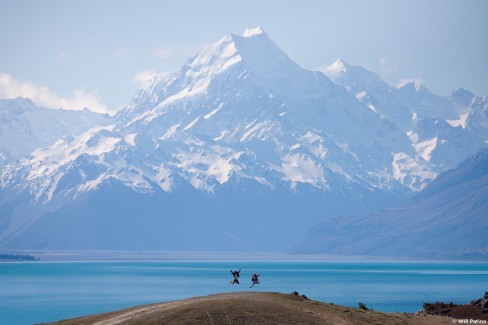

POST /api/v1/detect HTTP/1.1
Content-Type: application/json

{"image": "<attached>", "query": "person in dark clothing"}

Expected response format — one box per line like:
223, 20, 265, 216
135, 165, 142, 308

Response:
249, 273, 260, 288
230, 268, 241, 284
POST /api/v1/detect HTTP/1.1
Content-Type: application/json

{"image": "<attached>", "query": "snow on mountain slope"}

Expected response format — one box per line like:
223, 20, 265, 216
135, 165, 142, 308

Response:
465, 94, 488, 143
322, 59, 414, 130
396, 82, 459, 120
322, 60, 488, 175
0, 97, 113, 168
117, 28, 423, 192
0, 27, 487, 252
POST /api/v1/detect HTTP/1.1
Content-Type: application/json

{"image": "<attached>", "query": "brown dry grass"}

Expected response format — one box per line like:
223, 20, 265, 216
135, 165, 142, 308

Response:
48, 292, 453, 325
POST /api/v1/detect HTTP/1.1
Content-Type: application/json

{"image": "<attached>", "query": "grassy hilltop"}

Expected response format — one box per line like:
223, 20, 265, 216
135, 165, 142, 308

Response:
49, 292, 452, 325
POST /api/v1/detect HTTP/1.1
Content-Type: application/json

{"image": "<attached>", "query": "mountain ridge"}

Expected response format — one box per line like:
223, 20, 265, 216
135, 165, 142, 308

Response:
0, 97, 113, 168
292, 147, 488, 259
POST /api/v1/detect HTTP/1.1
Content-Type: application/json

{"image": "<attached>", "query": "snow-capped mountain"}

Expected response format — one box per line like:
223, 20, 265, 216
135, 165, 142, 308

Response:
322, 60, 488, 174
323, 59, 460, 121
0, 27, 486, 252
0, 97, 114, 168
291, 147, 488, 259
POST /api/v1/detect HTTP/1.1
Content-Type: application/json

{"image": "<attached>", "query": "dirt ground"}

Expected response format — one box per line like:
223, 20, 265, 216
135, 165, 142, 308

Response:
47, 292, 453, 325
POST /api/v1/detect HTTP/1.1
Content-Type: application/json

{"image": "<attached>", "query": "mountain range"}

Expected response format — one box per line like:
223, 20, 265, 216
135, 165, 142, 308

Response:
0, 27, 486, 255
0, 97, 113, 169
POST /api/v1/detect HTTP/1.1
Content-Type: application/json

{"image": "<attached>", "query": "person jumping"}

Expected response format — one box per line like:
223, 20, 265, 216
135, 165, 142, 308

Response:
249, 273, 260, 288
230, 268, 241, 285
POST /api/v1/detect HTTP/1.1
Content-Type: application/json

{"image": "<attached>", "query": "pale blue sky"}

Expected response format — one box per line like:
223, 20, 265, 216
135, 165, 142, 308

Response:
0, 0, 487, 114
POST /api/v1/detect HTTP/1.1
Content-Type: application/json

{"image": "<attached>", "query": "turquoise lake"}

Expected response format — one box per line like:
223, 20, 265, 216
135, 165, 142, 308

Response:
1, 260, 487, 324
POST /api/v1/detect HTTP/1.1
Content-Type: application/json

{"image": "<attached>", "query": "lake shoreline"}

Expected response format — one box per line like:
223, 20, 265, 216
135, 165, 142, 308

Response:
3, 260, 487, 324
2, 249, 488, 262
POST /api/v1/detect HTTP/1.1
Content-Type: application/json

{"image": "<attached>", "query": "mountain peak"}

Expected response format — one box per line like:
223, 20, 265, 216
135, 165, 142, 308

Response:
321, 59, 385, 90
187, 26, 302, 85
0, 96, 36, 108
397, 80, 423, 93
185, 26, 276, 72
450, 87, 475, 102
323, 59, 348, 75
449, 87, 476, 114
242, 26, 265, 38
332, 58, 348, 72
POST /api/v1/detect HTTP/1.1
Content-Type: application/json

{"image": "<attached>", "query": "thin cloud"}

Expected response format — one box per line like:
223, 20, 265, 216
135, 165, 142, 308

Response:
378, 55, 411, 77
153, 48, 173, 60
56, 50, 70, 61
133, 70, 158, 87
0, 73, 112, 115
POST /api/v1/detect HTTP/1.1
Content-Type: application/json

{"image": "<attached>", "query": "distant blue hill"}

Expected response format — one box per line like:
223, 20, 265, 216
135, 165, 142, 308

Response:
291, 148, 488, 259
